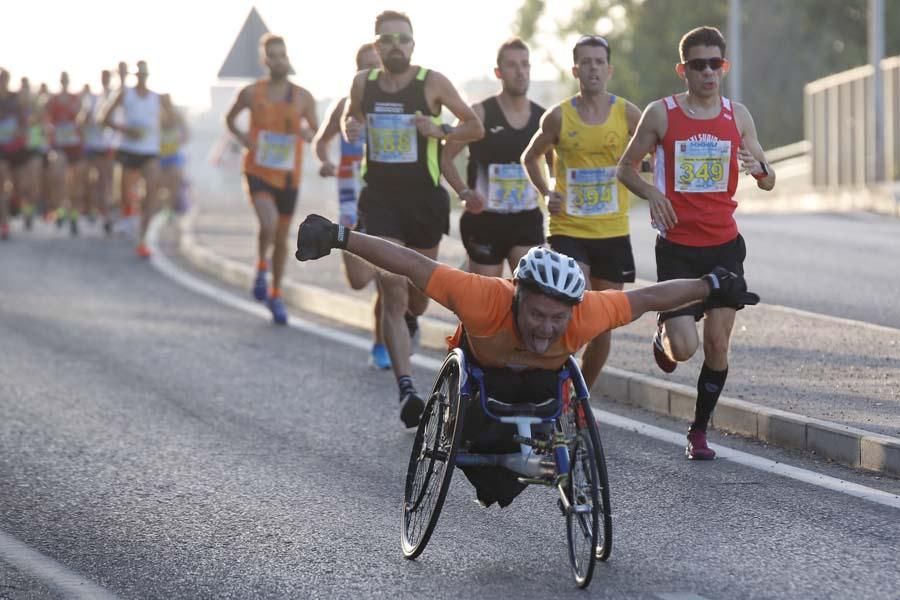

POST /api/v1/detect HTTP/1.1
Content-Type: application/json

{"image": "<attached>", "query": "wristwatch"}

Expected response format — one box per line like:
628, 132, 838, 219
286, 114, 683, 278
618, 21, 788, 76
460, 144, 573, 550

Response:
440, 123, 453, 138
752, 161, 769, 180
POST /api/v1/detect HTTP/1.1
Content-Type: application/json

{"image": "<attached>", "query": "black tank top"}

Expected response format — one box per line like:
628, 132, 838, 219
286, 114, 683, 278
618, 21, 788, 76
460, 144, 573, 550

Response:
362, 67, 440, 189
466, 96, 543, 189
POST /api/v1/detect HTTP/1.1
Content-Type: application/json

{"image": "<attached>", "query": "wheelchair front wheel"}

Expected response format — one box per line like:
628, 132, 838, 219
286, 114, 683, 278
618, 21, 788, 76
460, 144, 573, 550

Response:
564, 427, 601, 588
400, 352, 467, 559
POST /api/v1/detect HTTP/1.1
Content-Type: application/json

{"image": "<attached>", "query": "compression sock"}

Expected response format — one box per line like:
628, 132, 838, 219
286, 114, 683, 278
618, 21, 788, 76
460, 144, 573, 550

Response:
397, 375, 416, 399
691, 363, 728, 432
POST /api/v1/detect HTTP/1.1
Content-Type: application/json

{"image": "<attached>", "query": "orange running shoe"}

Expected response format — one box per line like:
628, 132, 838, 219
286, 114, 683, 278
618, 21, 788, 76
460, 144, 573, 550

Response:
136, 244, 152, 259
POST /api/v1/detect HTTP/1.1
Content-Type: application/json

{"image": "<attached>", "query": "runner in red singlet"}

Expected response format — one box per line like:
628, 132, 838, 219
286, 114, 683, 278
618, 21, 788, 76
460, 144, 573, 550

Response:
617, 26, 775, 460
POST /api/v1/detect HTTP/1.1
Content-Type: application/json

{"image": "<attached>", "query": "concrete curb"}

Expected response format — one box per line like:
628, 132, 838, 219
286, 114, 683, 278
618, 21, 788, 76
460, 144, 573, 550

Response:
175, 208, 900, 478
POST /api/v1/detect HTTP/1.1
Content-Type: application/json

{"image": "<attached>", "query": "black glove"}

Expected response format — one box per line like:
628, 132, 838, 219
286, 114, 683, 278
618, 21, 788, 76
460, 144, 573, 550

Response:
295, 214, 350, 261
702, 267, 761, 309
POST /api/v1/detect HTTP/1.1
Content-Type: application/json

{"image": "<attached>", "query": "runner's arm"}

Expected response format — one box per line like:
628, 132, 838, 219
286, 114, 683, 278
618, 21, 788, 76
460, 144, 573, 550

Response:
616, 101, 678, 229
312, 97, 345, 171
624, 279, 710, 321
224, 86, 252, 149
341, 72, 367, 142
423, 71, 483, 143
521, 106, 560, 197
98, 89, 124, 130
344, 230, 439, 291
440, 102, 484, 196
624, 100, 642, 136
298, 87, 319, 143
735, 102, 775, 191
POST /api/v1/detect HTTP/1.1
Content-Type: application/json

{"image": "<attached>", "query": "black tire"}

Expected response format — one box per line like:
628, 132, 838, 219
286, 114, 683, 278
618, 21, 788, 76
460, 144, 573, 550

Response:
400, 353, 467, 559
565, 428, 600, 588
580, 397, 613, 562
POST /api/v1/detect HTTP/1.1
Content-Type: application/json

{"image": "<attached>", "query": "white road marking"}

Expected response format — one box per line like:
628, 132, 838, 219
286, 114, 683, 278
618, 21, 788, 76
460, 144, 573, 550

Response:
147, 217, 900, 511
0, 531, 119, 599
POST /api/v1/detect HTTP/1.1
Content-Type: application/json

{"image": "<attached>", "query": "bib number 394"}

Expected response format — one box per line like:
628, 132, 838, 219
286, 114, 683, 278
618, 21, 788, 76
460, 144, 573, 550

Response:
674, 139, 731, 192
566, 167, 618, 216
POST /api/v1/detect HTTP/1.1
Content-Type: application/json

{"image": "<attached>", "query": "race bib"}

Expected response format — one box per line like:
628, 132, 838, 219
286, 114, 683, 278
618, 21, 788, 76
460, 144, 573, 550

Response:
674, 139, 731, 192
55, 122, 80, 147
565, 167, 618, 216
255, 130, 296, 171
366, 113, 417, 163
486, 164, 539, 212
0, 117, 16, 144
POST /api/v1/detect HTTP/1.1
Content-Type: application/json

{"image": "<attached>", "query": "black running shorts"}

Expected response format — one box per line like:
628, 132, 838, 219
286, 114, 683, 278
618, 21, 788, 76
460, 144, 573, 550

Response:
358, 183, 449, 249
460, 208, 544, 266
549, 234, 636, 283
656, 233, 747, 322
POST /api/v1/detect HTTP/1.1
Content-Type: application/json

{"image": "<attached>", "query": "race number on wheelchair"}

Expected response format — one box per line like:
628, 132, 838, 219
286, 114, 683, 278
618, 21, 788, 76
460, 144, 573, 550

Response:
674, 139, 730, 193
366, 113, 418, 163
487, 163, 539, 212
565, 167, 618, 216
255, 130, 296, 171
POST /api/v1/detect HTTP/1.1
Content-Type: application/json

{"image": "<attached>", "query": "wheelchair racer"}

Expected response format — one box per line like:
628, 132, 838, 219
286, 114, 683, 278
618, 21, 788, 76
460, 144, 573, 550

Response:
295, 214, 758, 506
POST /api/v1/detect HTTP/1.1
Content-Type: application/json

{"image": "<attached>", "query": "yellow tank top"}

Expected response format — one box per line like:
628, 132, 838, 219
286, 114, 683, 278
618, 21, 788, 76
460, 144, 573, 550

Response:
552, 95, 630, 238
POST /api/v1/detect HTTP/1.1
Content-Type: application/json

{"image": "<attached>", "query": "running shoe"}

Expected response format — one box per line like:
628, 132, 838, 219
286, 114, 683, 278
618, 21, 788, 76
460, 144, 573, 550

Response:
69, 218, 79, 237
652, 326, 677, 373
399, 390, 425, 429
369, 343, 392, 370
136, 244, 152, 259
103, 220, 113, 237
686, 429, 716, 460
268, 296, 288, 325
252, 271, 268, 301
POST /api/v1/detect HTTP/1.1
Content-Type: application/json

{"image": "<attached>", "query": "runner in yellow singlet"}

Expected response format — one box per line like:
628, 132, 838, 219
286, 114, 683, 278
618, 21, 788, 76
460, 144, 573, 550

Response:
522, 35, 641, 390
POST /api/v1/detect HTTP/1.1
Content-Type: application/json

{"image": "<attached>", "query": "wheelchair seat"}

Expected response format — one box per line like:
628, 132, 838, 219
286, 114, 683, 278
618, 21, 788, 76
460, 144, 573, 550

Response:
485, 397, 560, 419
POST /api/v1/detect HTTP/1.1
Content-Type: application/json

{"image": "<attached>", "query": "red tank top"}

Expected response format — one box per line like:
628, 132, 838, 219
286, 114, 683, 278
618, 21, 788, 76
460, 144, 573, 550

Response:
47, 93, 83, 148
655, 95, 741, 247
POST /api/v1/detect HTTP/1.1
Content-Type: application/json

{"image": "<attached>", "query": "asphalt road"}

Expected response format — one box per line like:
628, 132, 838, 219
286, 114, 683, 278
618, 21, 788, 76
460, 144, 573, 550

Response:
1, 229, 899, 598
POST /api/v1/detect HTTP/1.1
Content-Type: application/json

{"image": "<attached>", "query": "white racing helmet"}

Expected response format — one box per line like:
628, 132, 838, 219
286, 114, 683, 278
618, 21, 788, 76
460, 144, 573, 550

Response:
513, 247, 585, 305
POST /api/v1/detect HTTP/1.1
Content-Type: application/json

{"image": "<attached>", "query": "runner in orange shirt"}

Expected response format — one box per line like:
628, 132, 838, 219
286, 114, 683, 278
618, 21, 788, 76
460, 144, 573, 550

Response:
226, 33, 319, 325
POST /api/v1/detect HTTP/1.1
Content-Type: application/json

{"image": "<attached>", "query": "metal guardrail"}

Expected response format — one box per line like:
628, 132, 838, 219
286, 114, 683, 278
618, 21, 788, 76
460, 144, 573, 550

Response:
764, 140, 811, 164
804, 56, 899, 187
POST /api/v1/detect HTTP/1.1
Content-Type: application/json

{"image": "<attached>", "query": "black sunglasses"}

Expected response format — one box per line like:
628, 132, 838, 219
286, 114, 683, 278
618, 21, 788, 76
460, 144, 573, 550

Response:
376, 33, 414, 46
683, 57, 726, 72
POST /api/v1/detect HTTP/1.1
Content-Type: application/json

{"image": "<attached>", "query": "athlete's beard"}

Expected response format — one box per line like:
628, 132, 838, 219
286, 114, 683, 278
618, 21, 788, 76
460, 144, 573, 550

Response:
383, 54, 411, 74
503, 82, 529, 98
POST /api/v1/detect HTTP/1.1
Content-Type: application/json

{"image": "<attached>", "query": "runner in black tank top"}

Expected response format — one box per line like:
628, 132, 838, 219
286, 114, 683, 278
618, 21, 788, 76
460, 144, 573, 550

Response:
442, 38, 548, 277
340, 10, 484, 430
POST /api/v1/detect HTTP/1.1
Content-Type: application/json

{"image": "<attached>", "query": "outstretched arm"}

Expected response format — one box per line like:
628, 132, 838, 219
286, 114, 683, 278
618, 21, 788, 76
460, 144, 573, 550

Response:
295, 214, 439, 291
626, 269, 760, 320
625, 279, 709, 320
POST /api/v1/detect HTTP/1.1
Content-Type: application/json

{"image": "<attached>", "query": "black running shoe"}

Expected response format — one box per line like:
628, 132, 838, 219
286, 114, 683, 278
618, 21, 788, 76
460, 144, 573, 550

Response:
399, 390, 425, 429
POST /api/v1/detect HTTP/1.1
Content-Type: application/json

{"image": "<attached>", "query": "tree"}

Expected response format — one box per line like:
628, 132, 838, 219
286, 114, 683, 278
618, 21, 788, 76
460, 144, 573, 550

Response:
515, 0, 900, 148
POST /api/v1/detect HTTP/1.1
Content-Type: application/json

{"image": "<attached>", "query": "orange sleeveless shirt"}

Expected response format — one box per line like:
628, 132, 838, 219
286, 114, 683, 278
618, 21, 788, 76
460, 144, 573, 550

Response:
243, 80, 305, 189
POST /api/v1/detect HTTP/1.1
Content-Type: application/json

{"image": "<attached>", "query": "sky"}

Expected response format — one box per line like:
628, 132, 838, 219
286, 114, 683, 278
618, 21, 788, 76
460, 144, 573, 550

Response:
1, 0, 605, 109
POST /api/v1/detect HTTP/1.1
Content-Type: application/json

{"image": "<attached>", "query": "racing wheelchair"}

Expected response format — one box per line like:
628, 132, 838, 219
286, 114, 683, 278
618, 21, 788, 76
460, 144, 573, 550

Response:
400, 347, 613, 588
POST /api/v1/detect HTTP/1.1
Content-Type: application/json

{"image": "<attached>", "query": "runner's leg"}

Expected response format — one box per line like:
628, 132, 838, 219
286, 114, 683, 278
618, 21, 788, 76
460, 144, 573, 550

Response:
580, 276, 624, 389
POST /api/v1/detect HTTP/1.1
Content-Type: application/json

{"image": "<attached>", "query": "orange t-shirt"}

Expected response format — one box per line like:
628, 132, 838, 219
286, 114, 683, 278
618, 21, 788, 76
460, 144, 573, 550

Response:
425, 265, 633, 370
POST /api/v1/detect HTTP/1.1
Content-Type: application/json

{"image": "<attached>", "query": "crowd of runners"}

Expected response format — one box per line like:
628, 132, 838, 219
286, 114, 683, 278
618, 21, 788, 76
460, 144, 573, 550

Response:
235, 11, 775, 462
3, 10, 776, 461
0, 60, 188, 254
